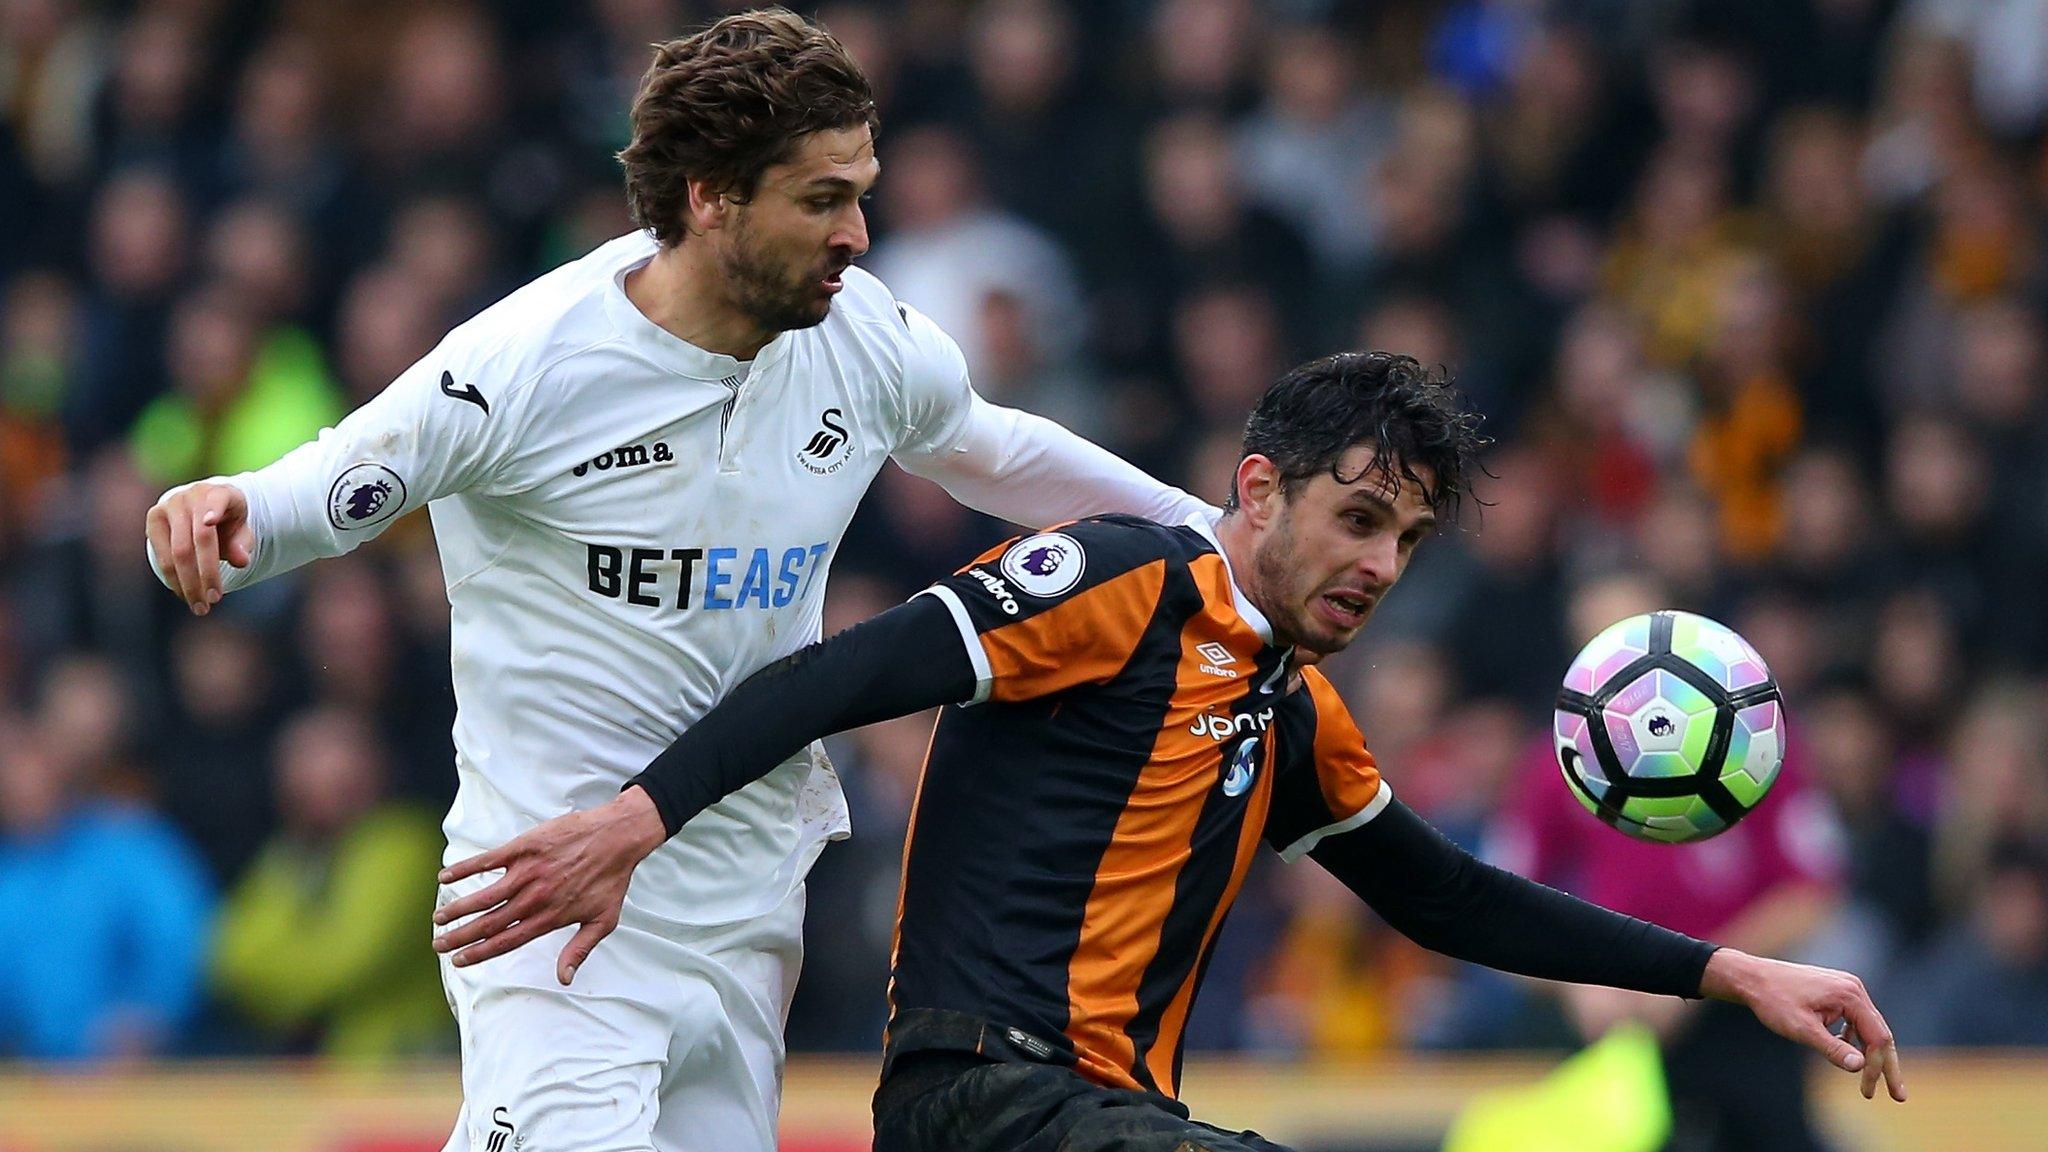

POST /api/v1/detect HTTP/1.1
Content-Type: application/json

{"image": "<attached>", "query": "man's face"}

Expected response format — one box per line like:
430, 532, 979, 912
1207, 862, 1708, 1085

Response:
716, 124, 877, 333
1242, 445, 1438, 656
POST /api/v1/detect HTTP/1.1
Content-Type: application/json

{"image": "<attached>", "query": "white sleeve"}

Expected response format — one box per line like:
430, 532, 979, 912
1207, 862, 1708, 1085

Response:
888, 301, 1215, 529
148, 338, 531, 595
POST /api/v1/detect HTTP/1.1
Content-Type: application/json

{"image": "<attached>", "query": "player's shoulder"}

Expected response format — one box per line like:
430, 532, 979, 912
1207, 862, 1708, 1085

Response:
1296, 664, 1346, 710
432, 232, 654, 389
1061, 512, 1210, 553
1005, 514, 1212, 585
942, 515, 1203, 629
834, 263, 902, 326
825, 265, 956, 368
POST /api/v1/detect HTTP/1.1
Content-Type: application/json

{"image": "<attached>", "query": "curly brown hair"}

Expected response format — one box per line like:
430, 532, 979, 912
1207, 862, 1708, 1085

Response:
619, 8, 879, 247
1231, 351, 1490, 520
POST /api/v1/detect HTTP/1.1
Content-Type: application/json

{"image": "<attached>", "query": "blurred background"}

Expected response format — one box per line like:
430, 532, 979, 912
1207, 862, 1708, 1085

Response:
2, 0, 2046, 1149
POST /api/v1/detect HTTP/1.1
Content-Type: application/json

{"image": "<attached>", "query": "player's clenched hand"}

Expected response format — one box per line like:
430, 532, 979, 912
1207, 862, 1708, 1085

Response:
1700, 948, 1906, 1102
145, 482, 253, 615
434, 787, 670, 985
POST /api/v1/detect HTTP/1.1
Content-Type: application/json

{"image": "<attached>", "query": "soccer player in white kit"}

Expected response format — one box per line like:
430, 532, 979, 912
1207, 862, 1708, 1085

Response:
144, 11, 1206, 1151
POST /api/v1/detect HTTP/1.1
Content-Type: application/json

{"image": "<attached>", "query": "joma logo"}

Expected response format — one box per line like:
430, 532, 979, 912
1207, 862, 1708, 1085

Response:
574, 440, 672, 476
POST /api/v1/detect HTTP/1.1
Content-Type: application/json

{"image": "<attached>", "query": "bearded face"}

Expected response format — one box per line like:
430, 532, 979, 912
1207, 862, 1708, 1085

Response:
711, 124, 874, 335
717, 205, 849, 334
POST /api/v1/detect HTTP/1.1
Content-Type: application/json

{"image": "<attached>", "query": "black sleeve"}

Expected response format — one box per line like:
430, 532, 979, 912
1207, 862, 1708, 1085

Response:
627, 595, 975, 837
1310, 799, 1719, 998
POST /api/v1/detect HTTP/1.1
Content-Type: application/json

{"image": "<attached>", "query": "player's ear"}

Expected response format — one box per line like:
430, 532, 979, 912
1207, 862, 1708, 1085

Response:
683, 177, 732, 234
1235, 455, 1283, 526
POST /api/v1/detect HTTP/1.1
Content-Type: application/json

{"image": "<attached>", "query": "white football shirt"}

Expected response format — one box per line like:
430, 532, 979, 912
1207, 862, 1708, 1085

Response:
152, 231, 1206, 925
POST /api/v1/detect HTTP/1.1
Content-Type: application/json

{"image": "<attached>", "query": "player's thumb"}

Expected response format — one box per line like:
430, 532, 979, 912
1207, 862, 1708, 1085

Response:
1819, 1029, 1866, 1072
557, 919, 613, 986
224, 522, 255, 568
202, 484, 244, 524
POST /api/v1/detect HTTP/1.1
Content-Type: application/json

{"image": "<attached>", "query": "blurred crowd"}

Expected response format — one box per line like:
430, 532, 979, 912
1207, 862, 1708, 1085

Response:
3, 0, 2047, 1068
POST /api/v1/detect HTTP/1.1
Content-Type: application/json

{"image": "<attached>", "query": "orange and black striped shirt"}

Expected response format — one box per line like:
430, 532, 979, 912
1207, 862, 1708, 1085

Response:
885, 513, 1391, 1099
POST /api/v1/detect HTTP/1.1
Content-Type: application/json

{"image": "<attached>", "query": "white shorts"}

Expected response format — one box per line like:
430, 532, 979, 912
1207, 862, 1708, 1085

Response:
437, 882, 806, 1152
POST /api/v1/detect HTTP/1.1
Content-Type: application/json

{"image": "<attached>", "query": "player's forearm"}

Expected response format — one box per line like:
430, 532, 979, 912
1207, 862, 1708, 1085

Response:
217, 417, 429, 589
1312, 800, 1717, 997
904, 396, 1212, 528
149, 349, 519, 597
627, 595, 975, 836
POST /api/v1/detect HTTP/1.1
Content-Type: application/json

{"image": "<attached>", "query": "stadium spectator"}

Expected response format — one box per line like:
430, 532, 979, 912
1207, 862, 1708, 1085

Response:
1236, 21, 1390, 276
1893, 837, 2048, 1046
958, 0, 1141, 278
159, 617, 281, 883
212, 707, 449, 1060
864, 122, 1085, 384
1930, 686, 2048, 915
286, 556, 454, 803
1441, 445, 1568, 703
0, 271, 74, 542
0, 667, 212, 1062
1799, 681, 1935, 994
70, 168, 189, 452
127, 282, 343, 489
8, 447, 183, 680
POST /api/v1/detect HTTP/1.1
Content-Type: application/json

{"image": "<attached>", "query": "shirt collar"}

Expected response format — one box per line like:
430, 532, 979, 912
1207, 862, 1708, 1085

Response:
1184, 507, 1277, 646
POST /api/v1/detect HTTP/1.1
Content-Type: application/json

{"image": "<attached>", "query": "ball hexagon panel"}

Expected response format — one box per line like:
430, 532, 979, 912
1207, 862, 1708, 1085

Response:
1668, 611, 1772, 695
1563, 616, 1653, 696
1719, 700, 1786, 806
1613, 795, 1731, 843
1554, 710, 1612, 804
1602, 669, 1718, 780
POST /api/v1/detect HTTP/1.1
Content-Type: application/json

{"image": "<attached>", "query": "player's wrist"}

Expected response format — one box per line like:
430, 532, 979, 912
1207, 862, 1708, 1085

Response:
1698, 947, 1764, 1003
611, 785, 672, 858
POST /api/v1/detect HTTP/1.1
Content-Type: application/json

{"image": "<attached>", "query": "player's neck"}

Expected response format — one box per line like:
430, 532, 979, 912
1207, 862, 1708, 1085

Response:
625, 243, 774, 361
1213, 511, 1293, 646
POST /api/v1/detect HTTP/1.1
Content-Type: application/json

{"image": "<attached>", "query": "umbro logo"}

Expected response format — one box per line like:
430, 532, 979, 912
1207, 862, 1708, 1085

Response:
440, 371, 489, 415
798, 407, 854, 475
1196, 641, 1239, 679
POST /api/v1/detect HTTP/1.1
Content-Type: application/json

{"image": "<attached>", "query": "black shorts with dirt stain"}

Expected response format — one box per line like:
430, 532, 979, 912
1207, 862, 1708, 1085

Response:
872, 1049, 1293, 1152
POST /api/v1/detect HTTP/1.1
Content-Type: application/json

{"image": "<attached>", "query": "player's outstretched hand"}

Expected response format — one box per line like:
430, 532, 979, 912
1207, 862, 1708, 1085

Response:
145, 481, 253, 615
433, 787, 670, 985
1699, 948, 1906, 1102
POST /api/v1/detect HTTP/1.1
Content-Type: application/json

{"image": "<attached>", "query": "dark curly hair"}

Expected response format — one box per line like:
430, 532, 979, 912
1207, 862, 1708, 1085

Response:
1229, 351, 1489, 519
619, 9, 879, 247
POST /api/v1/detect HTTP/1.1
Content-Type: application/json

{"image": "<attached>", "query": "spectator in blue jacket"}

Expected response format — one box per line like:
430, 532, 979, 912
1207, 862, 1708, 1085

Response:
0, 665, 213, 1062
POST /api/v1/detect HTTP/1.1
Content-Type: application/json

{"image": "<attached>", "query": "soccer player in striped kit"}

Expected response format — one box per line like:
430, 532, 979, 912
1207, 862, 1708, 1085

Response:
454, 352, 1906, 1151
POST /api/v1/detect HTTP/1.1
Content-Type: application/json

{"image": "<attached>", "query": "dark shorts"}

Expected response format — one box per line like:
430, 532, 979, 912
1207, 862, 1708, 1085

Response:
872, 1052, 1294, 1152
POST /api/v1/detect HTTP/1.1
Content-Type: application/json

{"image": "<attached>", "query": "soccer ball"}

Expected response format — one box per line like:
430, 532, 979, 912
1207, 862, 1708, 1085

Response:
1554, 610, 1785, 843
